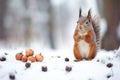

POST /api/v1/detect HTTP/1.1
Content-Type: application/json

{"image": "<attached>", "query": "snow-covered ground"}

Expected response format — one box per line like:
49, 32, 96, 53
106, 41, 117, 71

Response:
0, 47, 120, 80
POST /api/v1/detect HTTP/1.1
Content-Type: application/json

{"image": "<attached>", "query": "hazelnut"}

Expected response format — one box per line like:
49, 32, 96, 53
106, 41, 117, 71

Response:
106, 63, 113, 68
22, 56, 28, 62
65, 57, 69, 62
9, 73, 15, 80
15, 52, 23, 60
28, 56, 36, 62
25, 49, 34, 57
35, 53, 44, 62
25, 62, 31, 68
41, 66, 47, 72
107, 75, 111, 79
65, 66, 72, 72
0, 56, 6, 61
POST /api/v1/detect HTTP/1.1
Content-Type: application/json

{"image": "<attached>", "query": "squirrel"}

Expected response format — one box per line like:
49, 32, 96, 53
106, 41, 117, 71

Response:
73, 8, 101, 61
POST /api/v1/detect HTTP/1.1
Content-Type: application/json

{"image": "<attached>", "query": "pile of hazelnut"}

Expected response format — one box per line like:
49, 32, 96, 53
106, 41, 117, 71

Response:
15, 49, 44, 62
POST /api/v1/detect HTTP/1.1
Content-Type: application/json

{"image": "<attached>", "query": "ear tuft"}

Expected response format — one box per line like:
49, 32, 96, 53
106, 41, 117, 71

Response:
79, 8, 82, 18
87, 9, 91, 19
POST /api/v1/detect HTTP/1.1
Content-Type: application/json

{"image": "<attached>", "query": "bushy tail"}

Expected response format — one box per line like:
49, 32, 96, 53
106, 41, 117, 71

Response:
92, 16, 101, 51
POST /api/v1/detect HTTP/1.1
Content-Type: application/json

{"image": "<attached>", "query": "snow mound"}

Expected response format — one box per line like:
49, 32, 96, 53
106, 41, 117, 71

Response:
0, 47, 120, 80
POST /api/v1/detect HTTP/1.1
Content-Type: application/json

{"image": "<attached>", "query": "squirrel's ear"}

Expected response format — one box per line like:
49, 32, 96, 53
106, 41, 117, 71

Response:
87, 9, 91, 19
79, 8, 82, 18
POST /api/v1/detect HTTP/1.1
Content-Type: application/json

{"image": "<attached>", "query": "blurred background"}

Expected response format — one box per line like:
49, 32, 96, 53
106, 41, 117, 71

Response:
0, 0, 119, 50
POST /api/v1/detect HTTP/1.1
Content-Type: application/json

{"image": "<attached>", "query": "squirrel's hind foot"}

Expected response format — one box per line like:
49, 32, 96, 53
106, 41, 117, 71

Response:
74, 59, 82, 62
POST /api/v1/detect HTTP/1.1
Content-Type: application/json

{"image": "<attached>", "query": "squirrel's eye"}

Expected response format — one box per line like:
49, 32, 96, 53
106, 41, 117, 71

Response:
86, 20, 90, 25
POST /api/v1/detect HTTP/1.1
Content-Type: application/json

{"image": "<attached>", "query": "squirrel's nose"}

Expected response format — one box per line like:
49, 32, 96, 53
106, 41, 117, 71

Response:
79, 26, 82, 29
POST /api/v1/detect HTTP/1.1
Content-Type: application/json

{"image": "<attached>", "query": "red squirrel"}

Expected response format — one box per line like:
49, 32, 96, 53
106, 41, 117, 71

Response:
73, 9, 101, 61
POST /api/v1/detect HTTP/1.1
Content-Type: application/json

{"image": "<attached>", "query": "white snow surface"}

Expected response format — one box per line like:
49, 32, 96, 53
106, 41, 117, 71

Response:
0, 47, 120, 80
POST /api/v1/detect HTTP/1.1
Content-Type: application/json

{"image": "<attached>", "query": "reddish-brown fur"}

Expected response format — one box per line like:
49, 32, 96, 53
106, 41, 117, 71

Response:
73, 29, 96, 61
84, 30, 96, 60
73, 9, 100, 61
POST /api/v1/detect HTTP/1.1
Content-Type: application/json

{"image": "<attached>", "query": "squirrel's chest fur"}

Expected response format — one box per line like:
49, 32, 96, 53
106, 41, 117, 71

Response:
78, 40, 90, 58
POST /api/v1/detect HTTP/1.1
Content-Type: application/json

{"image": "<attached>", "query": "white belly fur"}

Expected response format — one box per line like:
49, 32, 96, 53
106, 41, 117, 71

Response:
78, 40, 90, 58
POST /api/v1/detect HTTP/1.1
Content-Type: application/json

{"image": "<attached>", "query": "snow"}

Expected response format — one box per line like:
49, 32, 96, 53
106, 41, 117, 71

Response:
0, 47, 120, 80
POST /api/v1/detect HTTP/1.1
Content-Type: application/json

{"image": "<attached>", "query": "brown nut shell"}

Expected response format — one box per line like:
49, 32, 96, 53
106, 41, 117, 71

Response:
25, 49, 34, 57
35, 54, 44, 62
22, 56, 28, 62
28, 56, 36, 62
15, 53, 23, 60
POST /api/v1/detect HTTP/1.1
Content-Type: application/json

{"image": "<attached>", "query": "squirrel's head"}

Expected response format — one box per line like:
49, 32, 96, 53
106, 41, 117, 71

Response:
76, 8, 93, 34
